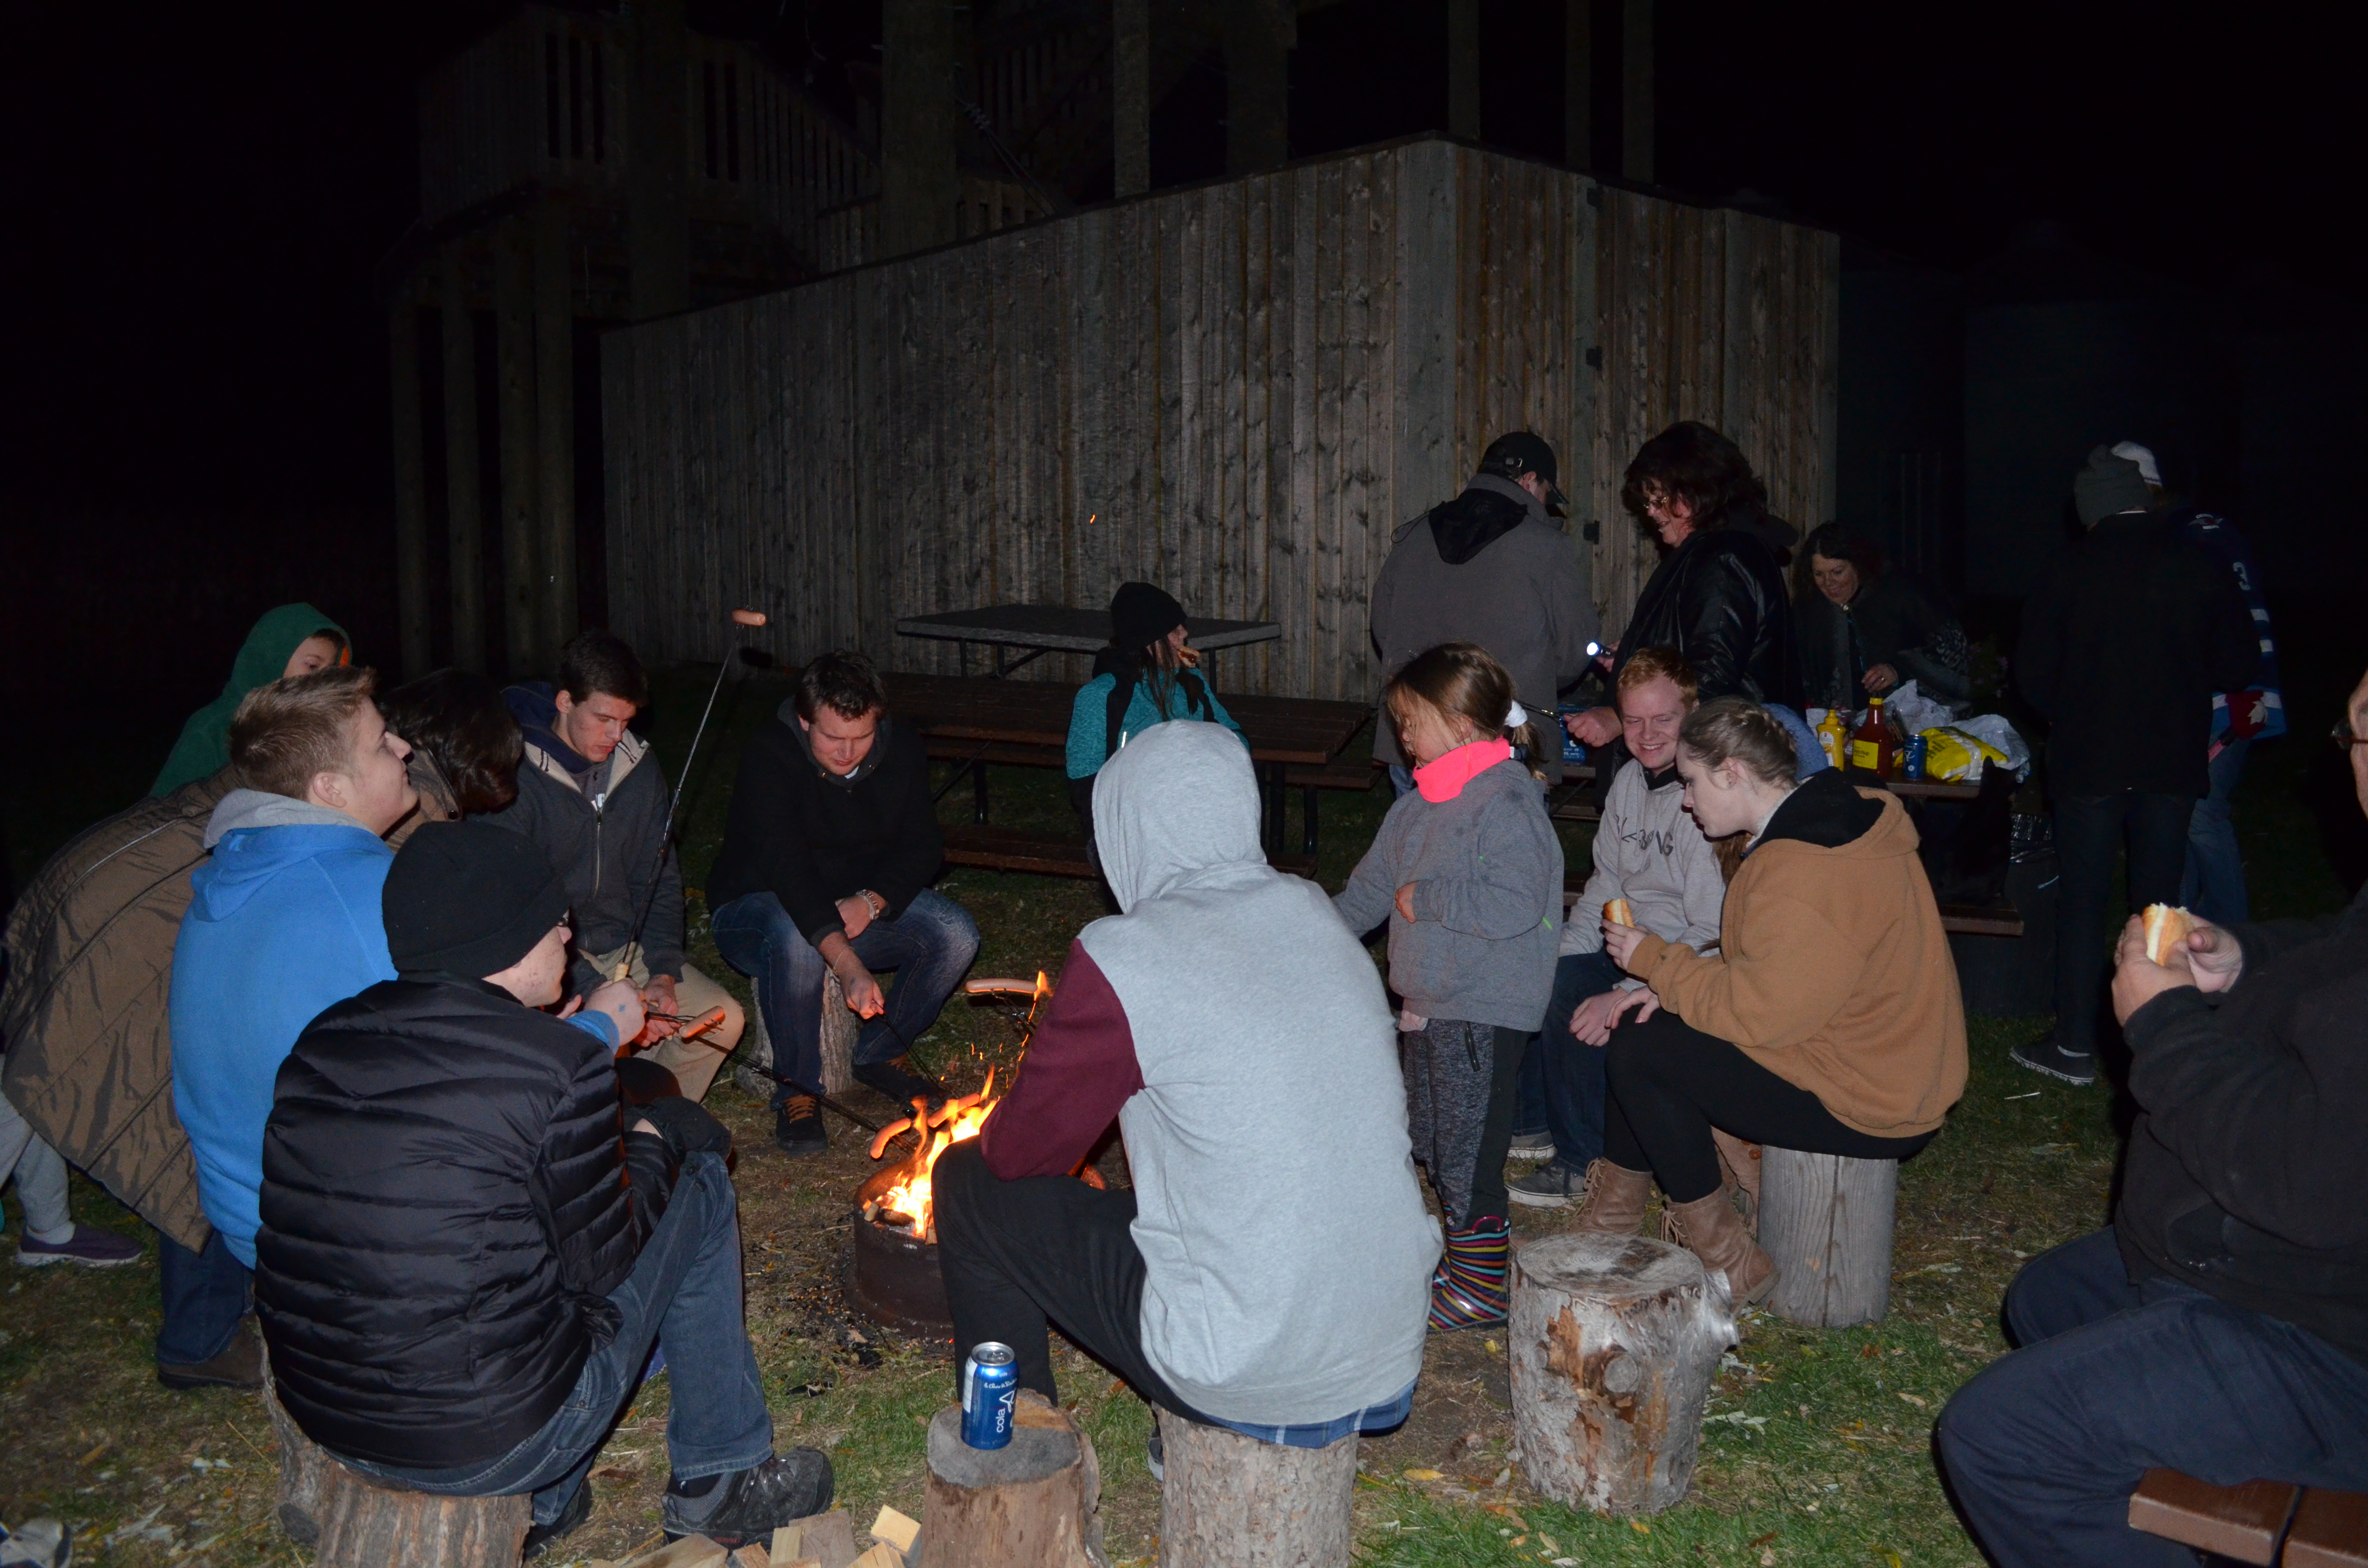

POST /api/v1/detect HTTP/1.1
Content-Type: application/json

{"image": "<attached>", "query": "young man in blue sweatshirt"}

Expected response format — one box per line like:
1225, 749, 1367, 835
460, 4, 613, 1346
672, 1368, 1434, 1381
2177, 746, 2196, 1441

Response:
165, 665, 416, 1387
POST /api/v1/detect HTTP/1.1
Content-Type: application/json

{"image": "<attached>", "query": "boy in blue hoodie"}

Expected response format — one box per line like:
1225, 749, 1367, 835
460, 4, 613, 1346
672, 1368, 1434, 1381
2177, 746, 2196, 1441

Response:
167, 666, 416, 1383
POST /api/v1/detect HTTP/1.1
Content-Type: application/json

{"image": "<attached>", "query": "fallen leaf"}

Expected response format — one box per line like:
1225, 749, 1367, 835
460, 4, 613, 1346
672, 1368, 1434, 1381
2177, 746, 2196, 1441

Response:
1629, 1518, 1652, 1532
1402, 1468, 1443, 1482
1898, 1393, 1928, 1409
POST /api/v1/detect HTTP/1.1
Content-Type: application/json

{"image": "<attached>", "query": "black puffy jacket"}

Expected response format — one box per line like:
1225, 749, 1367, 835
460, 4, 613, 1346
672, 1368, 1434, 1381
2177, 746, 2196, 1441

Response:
1615, 517, 1803, 708
254, 974, 652, 1469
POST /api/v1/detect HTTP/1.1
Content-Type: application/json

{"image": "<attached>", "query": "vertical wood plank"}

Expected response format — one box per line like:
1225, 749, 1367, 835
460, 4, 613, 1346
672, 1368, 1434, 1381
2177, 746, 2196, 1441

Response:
493, 215, 541, 673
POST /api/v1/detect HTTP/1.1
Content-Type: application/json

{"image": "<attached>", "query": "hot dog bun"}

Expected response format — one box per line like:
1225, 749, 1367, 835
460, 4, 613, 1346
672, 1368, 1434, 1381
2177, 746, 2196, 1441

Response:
1603, 898, 1635, 928
2142, 903, 2196, 965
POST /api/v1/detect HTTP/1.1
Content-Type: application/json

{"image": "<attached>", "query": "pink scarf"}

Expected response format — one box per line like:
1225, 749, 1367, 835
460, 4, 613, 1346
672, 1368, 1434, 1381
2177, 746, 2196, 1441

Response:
1411, 736, 1512, 802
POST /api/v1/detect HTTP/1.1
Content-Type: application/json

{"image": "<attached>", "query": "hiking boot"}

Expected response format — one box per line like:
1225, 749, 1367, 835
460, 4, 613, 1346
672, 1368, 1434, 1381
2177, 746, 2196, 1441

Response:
1428, 1217, 1512, 1332
1506, 1129, 1556, 1162
2010, 1038, 2097, 1086
774, 1094, 828, 1155
521, 1478, 593, 1559
1666, 1188, 1778, 1307
663, 1450, 835, 1547
853, 1054, 946, 1110
1568, 1158, 1653, 1237
157, 1320, 264, 1391
1506, 1159, 1586, 1209
16, 1225, 143, 1268
1147, 1421, 1166, 1485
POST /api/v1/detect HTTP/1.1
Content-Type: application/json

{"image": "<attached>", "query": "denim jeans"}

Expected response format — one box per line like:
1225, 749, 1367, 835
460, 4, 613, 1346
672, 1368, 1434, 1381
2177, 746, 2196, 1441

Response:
710, 889, 980, 1108
1533, 952, 1628, 1172
2051, 791, 2194, 1053
2179, 737, 2250, 925
1937, 1228, 2368, 1568
157, 1227, 252, 1366
346, 1153, 771, 1527
0, 1085, 72, 1240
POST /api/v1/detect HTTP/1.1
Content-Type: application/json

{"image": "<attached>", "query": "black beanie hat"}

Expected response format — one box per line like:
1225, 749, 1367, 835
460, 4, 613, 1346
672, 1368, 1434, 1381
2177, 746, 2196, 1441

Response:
1110, 581, 1188, 654
383, 820, 572, 978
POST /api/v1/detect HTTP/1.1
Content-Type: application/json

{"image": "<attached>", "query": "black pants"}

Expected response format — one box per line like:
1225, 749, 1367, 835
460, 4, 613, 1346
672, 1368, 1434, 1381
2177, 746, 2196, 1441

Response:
1937, 1229, 2368, 1567
1401, 1021, 1528, 1228
932, 1140, 1211, 1421
1603, 1009, 1933, 1203
2052, 791, 2194, 1052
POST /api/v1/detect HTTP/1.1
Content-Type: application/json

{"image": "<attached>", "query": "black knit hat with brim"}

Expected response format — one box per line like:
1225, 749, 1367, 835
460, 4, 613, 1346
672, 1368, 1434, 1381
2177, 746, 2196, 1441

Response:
1110, 581, 1188, 653
383, 820, 571, 979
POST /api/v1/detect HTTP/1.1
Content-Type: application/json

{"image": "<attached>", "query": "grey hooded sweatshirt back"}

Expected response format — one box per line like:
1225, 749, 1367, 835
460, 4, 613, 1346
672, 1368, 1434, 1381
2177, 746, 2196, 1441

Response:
1081, 722, 1439, 1425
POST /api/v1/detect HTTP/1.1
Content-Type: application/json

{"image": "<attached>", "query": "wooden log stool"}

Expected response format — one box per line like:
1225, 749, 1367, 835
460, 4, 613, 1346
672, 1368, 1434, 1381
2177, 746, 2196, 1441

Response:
1758, 1147, 1898, 1328
1509, 1232, 1737, 1517
1155, 1410, 1357, 1568
266, 1377, 527, 1566
917, 1394, 1103, 1567
734, 971, 857, 1099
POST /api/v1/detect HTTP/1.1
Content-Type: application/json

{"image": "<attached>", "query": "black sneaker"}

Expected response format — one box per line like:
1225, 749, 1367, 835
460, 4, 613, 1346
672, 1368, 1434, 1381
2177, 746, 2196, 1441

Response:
157, 1320, 264, 1391
1507, 1159, 1586, 1209
2010, 1038, 2097, 1086
1506, 1129, 1556, 1162
521, 1478, 592, 1559
774, 1094, 828, 1155
853, 1054, 946, 1111
662, 1450, 835, 1547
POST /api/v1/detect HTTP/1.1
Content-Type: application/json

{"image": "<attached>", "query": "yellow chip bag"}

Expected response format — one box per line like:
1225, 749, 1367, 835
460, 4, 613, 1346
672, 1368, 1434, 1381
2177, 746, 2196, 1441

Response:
1919, 726, 2010, 783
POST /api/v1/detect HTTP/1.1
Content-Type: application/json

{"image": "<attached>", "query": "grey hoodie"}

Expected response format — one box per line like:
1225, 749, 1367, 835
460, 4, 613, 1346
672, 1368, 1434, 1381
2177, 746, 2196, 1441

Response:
204, 789, 371, 849
1333, 759, 1564, 1031
1082, 721, 1438, 1426
1560, 758, 1727, 960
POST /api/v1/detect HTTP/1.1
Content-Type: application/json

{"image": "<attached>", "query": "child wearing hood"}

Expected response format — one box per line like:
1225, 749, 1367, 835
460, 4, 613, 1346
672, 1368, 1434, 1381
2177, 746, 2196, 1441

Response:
1334, 642, 1562, 1331
152, 604, 349, 796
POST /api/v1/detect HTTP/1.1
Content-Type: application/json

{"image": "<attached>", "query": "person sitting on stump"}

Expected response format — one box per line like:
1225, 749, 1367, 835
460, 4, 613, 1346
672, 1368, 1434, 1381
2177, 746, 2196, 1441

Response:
1933, 666, 2368, 1568
707, 650, 979, 1154
1064, 582, 1246, 859
933, 720, 1437, 1468
255, 821, 833, 1554
1332, 642, 1563, 1331
1579, 698, 1965, 1304
495, 631, 744, 1101
1509, 647, 1727, 1210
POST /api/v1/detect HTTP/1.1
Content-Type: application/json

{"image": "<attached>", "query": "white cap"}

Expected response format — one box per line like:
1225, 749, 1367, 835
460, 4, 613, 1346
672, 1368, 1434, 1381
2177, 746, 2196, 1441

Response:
2110, 441, 2162, 486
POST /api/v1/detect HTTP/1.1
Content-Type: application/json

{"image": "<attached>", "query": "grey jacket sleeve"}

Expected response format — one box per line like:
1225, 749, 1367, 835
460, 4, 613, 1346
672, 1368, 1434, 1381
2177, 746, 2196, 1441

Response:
1413, 788, 1562, 941
1332, 815, 1403, 940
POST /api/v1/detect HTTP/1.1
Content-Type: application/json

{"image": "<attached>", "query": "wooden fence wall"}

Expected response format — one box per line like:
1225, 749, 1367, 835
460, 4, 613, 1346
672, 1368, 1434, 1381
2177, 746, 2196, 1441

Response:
604, 135, 1838, 699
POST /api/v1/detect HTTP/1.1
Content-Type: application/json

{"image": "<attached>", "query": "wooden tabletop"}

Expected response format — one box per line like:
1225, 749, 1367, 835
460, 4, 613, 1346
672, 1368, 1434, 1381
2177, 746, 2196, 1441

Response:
895, 603, 1282, 653
883, 672, 1368, 766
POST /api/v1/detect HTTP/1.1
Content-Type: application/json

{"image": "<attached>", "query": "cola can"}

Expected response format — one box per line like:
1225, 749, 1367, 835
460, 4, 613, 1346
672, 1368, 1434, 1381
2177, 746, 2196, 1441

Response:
961, 1342, 1018, 1449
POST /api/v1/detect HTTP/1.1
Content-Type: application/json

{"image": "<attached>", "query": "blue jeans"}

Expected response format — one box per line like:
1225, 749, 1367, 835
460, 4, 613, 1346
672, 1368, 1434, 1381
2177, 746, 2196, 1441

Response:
1533, 952, 1628, 1172
157, 1227, 252, 1366
347, 1154, 771, 1527
1937, 1228, 2368, 1568
709, 889, 980, 1108
2180, 736, 2250, 925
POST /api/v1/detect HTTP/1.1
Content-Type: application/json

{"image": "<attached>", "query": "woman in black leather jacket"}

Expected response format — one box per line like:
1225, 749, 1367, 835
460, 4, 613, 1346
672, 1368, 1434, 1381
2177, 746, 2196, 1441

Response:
1567, 422, 1803, 747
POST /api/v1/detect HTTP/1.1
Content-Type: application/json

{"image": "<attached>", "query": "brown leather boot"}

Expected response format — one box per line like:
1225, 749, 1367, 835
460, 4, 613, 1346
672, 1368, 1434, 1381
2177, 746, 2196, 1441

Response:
1569, 1159, 1653, 1237
1667, 1187, 1779, 1306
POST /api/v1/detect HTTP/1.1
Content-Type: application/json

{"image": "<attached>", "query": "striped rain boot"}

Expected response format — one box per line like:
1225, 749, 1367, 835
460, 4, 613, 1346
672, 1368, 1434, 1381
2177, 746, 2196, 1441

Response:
1428, 1216, 1513, 1332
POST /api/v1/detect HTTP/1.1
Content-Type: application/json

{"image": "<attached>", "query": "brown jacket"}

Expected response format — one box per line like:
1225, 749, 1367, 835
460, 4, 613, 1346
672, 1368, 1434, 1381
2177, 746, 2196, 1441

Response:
1, 772, 234, 1250
1628, 777, 1966, 1138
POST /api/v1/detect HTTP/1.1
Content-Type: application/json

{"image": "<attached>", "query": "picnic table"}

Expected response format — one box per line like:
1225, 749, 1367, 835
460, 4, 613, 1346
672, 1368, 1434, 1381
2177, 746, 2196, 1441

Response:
880, 672, 1371, 873
895, 603, 1282, 678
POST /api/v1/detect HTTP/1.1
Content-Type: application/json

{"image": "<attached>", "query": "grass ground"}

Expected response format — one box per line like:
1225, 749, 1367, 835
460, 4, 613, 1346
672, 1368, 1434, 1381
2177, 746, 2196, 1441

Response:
1, 661, 2356, 1565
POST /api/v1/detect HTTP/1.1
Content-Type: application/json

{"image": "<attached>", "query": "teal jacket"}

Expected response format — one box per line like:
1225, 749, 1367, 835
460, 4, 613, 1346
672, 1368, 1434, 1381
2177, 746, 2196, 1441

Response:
1066, 672, 1247, 779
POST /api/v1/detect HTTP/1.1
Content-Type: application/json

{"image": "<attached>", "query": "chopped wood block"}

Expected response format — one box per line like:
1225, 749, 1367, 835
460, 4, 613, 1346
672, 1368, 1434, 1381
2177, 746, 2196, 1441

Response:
2127, 1469, 2295, 1565
851, 1549, 906, 1568
730, 1548, 771, 1568
621, 1536, 730, 1568
869, 1506, 921, 1552
770, 1525, 802, 1561
2289, 1487, 2368, 1568
779, 1509, 859, 1568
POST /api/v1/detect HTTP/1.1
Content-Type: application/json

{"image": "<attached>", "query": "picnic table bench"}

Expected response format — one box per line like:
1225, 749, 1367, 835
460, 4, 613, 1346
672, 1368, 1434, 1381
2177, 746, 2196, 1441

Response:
2130, 1468, 2368, 1566
880, 672, 1372, 880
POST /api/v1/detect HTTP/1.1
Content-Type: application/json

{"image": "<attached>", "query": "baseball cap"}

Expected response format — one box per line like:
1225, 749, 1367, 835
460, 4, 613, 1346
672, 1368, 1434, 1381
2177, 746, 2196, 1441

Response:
1479, 432, 1566, 509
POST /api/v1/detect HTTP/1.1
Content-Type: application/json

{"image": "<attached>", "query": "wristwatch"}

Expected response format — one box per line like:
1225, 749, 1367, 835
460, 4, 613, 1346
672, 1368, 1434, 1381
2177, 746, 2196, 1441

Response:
859, 889, 887, 920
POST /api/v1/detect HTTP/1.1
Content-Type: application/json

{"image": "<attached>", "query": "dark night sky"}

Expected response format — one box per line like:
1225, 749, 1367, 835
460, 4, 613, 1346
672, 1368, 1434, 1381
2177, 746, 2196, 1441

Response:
5, 1, 2355, 515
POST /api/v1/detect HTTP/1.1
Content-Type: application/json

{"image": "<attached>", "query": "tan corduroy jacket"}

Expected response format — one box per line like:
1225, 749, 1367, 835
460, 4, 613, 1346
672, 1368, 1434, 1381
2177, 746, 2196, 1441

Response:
1628, 785, 1966, 1138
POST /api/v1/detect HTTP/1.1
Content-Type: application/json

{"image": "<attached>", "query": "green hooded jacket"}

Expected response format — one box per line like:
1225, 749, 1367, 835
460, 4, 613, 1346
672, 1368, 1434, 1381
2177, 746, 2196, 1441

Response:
150, 604, 349, 796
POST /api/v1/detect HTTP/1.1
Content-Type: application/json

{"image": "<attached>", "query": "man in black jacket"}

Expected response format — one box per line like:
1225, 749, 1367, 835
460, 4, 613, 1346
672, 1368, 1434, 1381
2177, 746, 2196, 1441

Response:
494, 630, 745, 1099
706, 651, 979, 1154
1936, 666, 2368, 1567
254, 822, 830, 1552
2012, 447, 2258, 1084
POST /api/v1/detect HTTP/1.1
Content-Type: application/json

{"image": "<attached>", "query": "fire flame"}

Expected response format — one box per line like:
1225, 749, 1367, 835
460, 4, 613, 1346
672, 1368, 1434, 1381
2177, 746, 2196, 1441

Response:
866, 972, 1053, 1240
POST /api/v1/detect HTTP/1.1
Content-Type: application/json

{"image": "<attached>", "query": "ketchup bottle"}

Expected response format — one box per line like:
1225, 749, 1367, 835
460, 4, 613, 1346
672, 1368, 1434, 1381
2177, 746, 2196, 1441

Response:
1849, 697, 1897, 776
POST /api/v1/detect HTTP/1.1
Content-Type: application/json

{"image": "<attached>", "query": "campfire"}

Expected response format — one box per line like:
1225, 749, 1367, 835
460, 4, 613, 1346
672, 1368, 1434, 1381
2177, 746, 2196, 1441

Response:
860, 1068, 1001, 1243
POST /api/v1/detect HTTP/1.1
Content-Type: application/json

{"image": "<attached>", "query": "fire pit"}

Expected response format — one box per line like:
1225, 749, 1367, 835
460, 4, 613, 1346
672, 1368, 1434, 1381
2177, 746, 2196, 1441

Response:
846, 1077, 1000, 1337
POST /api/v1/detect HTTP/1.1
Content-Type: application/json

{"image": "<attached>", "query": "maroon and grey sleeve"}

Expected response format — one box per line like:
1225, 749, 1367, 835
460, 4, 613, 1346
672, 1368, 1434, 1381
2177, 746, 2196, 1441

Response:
977, 943, 1143, 1180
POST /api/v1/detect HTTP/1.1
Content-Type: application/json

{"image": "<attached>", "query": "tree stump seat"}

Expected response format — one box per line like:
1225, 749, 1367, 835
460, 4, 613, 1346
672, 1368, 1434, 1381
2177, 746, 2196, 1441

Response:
1155, 1410, 1357, 1568
1758, 1146, 1899, 1328
733, 971, 856, 1099
916, 1396, 1104, 1567
267, 1381, 528, 1567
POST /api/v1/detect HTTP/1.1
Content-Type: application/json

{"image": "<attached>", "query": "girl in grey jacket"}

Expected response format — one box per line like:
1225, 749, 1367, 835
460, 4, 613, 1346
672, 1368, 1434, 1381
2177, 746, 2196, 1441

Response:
1334, 643, 1563, 1331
